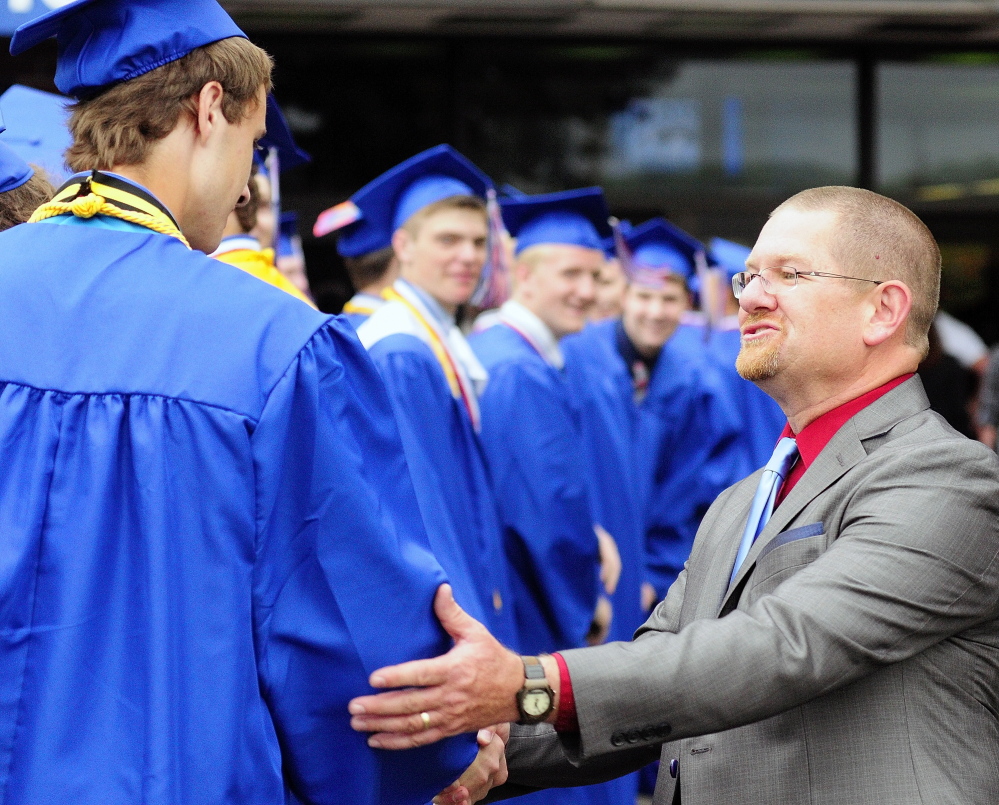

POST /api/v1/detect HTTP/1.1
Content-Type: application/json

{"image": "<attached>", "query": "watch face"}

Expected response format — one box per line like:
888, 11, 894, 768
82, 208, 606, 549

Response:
522, 689, 552, 717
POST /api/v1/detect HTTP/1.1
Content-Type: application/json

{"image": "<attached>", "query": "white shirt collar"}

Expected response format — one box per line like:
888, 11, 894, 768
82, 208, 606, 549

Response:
210, 235, 261, 257
499, 300, 564, 370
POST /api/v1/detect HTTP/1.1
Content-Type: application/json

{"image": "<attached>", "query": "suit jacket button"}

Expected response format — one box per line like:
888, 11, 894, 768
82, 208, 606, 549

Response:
625, 731, 639, 744
611, 732, 624, 747
669, 759, 679, 778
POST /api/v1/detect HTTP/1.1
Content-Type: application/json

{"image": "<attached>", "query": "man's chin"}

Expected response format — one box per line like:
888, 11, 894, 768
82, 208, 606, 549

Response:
736, 343, 781, 382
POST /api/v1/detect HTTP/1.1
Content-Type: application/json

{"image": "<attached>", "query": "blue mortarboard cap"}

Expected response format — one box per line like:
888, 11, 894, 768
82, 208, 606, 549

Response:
10, 0, 247, 100
624, 218, 703, 280
0, 85, 73, 184
500, 183, 528, 199
501, 187, 611, 256
256, 95, 311, 175
0, 108, 35, 194
278, 211, 298, 258
0, 141, 33, 194
708, 236, 751, 281
332, 144, 492, 259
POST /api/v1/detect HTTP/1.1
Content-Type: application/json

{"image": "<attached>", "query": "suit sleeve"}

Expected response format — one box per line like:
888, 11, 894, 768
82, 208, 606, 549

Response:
249, 320, 477, 805
562, 434, 999, 761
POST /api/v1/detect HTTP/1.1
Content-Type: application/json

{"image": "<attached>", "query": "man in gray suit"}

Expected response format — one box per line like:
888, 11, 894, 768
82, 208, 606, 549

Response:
349, 187, 999, 805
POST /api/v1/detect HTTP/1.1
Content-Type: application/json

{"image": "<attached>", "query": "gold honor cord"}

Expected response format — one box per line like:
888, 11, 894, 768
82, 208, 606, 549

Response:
30, 171, 190, 249
381, 286, 464, 399
341, 301, 379, 316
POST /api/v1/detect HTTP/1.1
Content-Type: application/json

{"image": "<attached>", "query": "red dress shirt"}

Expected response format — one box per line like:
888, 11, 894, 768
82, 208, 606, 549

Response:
552, 373, 914, 732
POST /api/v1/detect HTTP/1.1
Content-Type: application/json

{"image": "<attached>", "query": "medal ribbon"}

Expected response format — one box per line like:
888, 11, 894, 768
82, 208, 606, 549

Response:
29, 171, 190, 249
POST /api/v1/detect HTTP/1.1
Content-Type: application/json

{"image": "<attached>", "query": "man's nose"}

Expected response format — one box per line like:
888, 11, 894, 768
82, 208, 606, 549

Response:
739, 273, 777, 313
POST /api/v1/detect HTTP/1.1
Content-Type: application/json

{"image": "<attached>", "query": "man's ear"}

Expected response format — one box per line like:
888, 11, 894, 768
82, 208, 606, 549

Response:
863, 280, 912, 347
391, 228, 413, 268
193, 81, 226, 144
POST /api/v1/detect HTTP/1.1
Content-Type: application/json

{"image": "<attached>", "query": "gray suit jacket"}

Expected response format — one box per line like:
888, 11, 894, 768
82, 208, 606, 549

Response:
501, 377, 999, 805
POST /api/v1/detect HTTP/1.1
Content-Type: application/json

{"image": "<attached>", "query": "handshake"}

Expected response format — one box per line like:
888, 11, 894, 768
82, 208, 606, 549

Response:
349, 584, 558, 804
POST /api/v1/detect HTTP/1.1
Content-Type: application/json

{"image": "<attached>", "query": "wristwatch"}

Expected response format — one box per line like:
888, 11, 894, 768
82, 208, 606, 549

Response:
516, 656, 555, 725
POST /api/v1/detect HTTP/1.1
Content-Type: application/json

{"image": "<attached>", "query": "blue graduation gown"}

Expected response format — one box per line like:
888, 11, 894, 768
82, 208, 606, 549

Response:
561, 322, 648, 805
361, 328, 517, 649
638, 329, 751, 599
0, 218, 475, 805
706, 328, 786, 469
470, 324, 600, 656
561, 322, 646, 644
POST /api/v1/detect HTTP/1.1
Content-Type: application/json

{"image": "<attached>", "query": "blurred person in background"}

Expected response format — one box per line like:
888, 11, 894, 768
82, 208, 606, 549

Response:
469, 186, 622, 805
355, 144, 517, 649
314, 180, 401, 328
276, 210, 312, 299
977, 343, 999, 449
0, 135, 54, 231
211, 161, 314, 305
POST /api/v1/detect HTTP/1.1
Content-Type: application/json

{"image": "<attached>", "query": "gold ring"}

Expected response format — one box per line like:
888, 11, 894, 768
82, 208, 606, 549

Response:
420, 711, 431, 731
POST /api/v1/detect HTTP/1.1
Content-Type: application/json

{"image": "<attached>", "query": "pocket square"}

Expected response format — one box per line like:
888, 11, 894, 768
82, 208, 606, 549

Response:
758, 521, 824, 561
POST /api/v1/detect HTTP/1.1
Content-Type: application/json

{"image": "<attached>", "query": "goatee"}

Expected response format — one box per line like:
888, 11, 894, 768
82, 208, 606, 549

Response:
736, 317, 782, 381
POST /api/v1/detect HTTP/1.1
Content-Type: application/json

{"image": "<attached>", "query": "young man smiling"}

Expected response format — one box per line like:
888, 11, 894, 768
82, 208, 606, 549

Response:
356, 145, 517, 649
564, 218, 746, 613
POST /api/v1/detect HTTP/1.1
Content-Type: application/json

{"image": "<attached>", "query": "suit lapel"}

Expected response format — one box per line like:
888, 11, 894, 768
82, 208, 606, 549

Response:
717, 376, 931, 614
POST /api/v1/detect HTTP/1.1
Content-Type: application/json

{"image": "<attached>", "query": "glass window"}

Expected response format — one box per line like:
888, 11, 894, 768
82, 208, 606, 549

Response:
455, 46, 857, 207
877, 57, 999, 203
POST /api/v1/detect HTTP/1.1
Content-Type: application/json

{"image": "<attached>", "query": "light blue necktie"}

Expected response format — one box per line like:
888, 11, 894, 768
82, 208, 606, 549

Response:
730, 437, 799, 584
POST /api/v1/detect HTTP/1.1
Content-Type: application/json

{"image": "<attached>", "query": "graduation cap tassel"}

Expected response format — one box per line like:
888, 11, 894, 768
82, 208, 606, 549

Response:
695, 249, 727, 343
264, 146, 281, 252
472, 188, 511, 309
611, 216, 637, 282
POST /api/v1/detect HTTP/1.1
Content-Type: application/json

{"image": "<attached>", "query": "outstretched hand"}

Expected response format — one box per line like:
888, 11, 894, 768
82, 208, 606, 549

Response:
433, 723, 510, 805
349, 584, 524, 749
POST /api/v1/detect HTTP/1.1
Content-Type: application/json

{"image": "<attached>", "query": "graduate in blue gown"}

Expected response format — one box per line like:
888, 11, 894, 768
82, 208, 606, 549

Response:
0, 113, 54, 230
471, 187, 615, 657
352, 145, 517, 648
1, 3, 476, 803
705, 237, 786, 468
0, 84, 72, 185
471, 187, 628, 805
607, 219, 750, 600
314, 186, 399, 329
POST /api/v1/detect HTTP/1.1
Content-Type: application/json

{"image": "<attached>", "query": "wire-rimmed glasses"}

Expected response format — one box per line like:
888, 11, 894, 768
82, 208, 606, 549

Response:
732, 267, 885, 299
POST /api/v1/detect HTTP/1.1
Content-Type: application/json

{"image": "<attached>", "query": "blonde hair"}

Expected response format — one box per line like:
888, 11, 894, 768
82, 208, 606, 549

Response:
66, 37, 273, 171
773, 186, 940, 358
400, 195, 486, 237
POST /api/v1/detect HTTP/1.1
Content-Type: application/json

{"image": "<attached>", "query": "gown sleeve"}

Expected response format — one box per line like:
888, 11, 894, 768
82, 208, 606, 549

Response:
367, 336, 497, 634
249, 318, 477, 805
480, 360, 600, 653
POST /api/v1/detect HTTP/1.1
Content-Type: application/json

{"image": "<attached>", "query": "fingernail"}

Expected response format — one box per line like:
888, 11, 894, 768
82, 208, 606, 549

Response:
478, 728, 493, 743
348, 702, 365, 715
368, 737, 382, 749
371, 675, 386, 687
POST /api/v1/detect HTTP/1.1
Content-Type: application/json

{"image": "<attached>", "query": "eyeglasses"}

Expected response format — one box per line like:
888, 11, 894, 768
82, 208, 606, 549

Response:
732, 266, 884, 299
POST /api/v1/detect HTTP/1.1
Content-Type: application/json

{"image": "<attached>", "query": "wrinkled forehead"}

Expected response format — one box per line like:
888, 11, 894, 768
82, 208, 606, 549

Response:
748, 207, 840, 269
